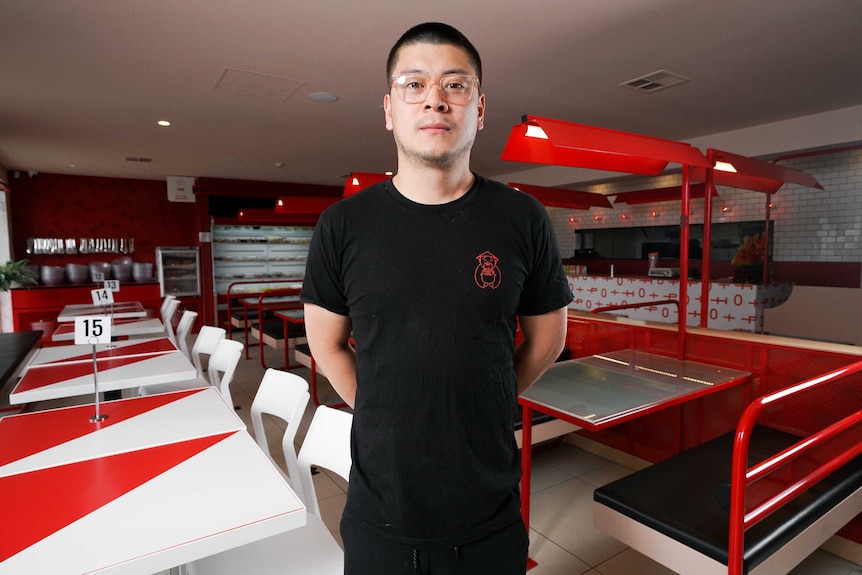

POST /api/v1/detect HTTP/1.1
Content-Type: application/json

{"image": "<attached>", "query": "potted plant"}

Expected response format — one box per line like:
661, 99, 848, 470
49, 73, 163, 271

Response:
0, 259, 38, 291
730, 233, 766, 283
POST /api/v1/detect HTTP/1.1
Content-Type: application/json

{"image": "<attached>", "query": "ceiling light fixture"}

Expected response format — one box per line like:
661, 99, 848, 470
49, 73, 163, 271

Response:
309, 92, 339, 103
524, 124, 548, 139
157, 120, 171, 127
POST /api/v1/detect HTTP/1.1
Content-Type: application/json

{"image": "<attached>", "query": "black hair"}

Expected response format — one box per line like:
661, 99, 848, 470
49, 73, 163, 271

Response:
386, 22, 482, 84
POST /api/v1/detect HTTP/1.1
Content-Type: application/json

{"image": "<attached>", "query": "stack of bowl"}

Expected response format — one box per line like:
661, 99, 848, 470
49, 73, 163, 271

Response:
40, 265, 66, 286
65, 263, 89, 284
111, 256, 133, 282
89, 261, 111, 282
132, 262, 153, 282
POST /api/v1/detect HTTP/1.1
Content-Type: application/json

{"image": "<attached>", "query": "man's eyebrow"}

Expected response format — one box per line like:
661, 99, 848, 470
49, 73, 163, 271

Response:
394, 68, 472, 76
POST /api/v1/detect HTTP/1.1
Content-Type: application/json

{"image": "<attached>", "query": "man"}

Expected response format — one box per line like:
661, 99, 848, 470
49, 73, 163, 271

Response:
301, 22, 573, 575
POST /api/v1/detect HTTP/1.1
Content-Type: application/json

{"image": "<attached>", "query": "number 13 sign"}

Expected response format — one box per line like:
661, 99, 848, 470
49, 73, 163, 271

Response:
74, 315, 112, 345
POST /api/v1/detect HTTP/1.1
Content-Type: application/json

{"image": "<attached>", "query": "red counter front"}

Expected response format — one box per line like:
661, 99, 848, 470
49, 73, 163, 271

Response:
9, 283, 162, 343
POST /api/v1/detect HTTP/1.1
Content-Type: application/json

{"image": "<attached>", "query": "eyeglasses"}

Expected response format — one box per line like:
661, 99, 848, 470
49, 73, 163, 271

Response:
390, 73, 480, 104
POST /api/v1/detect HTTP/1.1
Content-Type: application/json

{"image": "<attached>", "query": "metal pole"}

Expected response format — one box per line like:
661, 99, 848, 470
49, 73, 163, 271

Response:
89, 344, 107, 422
678, 164, 690, 361
700, 167, 715, 328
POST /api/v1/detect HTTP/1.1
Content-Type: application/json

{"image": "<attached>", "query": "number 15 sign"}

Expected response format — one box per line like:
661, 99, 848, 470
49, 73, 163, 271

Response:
74, 315, 113, 345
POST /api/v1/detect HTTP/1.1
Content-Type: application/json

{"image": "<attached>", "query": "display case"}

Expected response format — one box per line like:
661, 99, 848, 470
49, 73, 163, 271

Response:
156, 246, 201, 297
211, 225, 312, 313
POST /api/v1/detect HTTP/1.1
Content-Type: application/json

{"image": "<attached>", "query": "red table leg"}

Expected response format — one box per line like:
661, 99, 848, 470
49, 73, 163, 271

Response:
520, 402, 537, 569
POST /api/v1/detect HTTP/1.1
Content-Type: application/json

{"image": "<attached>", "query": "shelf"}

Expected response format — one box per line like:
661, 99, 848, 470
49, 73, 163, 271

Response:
211, 225, 313, 297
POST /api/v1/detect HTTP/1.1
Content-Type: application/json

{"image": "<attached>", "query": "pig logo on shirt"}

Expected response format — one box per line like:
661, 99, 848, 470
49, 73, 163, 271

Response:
474, 251, 502, 289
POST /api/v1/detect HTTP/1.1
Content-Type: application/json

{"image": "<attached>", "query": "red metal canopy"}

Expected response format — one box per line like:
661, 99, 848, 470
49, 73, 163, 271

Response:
236, 196, 340, 225
691, 149, 823, 193
509, 182, 613, 210
612, 183, 713, 205
500, 115, 712, 175
342, 172, 390, 197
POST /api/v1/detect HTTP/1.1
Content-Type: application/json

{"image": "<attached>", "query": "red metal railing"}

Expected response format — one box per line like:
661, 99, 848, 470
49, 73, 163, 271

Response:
727, 358, 862, 575
226, 280, 302, 358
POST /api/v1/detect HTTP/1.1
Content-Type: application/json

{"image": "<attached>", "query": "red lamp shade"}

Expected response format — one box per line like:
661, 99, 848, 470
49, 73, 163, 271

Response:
500, 115, 711, 175
509, 182, 612, 210
690, 149, 823, 193
612, 183, 713, 205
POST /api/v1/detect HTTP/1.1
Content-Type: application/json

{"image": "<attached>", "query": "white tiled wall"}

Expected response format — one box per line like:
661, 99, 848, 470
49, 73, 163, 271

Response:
546, 147, 862, 265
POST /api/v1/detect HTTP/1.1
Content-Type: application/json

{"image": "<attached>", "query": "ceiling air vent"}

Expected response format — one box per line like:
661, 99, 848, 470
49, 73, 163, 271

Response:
125, 156, 154, 163
620, 69, 690, 93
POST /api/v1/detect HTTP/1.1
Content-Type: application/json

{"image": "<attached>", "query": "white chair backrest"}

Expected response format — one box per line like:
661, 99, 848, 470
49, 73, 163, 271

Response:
294, 405, 353, 515
251, 369, 310, 486
208, 339, 244, 408
191, 326, 226, 379
175, 310, 198, 358
162, 298, 181, 344
159, 295, 177, 319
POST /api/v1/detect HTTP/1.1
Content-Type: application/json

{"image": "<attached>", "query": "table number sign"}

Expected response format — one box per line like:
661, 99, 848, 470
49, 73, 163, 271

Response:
74, 314, 113, 422
74, 315, 112, 345
91, 287, 115, 305
104, 279, 120, 292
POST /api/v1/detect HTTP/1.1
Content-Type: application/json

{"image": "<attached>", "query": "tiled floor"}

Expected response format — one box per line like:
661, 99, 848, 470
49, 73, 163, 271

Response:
166, 335, 862, 575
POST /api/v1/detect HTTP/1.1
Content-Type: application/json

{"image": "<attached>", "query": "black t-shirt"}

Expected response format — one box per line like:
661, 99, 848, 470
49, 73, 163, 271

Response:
300, 176, 573, 547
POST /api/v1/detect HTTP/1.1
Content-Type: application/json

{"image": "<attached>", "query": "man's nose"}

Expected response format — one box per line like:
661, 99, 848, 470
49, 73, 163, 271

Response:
424, 84, 449, 111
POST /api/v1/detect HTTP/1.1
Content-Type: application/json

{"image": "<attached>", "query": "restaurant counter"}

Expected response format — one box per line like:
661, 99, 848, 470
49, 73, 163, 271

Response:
566, 274, 792, 332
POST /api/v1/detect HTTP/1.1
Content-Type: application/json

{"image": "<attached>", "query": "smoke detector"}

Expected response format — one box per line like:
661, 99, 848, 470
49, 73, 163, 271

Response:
620, 69, 690, 93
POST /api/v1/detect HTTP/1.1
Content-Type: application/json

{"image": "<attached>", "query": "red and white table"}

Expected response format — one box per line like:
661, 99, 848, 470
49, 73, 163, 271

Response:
10, 338, 196, 405
51, 317, 165, 342
0, 387, 306, 574
57, 301, 147, 322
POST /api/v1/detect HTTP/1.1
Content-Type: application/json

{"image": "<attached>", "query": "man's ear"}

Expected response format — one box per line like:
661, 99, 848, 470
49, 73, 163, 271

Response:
383, 93, 394, 132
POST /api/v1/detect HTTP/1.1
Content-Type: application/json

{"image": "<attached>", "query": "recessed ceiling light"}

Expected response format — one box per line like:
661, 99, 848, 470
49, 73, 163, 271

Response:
157, 120, 171, 127
309, 92, 339, 103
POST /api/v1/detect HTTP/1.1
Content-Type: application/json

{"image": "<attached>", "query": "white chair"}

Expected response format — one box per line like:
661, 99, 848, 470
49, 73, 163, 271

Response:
159, 294, 177, 319
251, 369, 311, 486
191, 325, 226, 380
186, 405, 352, 575
174, 309, 198, 359
207, 339, 244, 408
138, 337, 242, 403
162, 297, 181, 345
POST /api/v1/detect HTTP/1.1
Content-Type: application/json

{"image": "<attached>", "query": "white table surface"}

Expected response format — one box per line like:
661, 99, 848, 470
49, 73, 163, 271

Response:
57, 301, 147, 322
0, 388, 306, 575
51, 317, 165, 342
10, 340, 196, 405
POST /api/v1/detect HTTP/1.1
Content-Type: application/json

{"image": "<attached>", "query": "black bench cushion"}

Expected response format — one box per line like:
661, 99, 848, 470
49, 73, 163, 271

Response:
231, 309, 276, 321
594, 426, 862, 573
255, 318, 306, 340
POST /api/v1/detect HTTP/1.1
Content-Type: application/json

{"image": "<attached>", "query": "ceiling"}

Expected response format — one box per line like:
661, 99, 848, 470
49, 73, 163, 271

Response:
2, 0, 862, 190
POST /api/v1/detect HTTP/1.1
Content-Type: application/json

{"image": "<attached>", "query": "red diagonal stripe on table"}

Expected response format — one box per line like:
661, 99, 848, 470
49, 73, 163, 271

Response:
15, 352, 175, 394
0, 389, 203, 467
37, 338, 176, 366
0, 431, 235, 563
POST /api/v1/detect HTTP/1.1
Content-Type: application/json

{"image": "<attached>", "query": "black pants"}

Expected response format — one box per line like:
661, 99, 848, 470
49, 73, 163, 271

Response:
341, 515, 529, 575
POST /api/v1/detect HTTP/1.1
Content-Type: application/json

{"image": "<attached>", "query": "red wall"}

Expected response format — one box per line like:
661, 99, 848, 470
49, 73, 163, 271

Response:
7, 173, 197, 266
